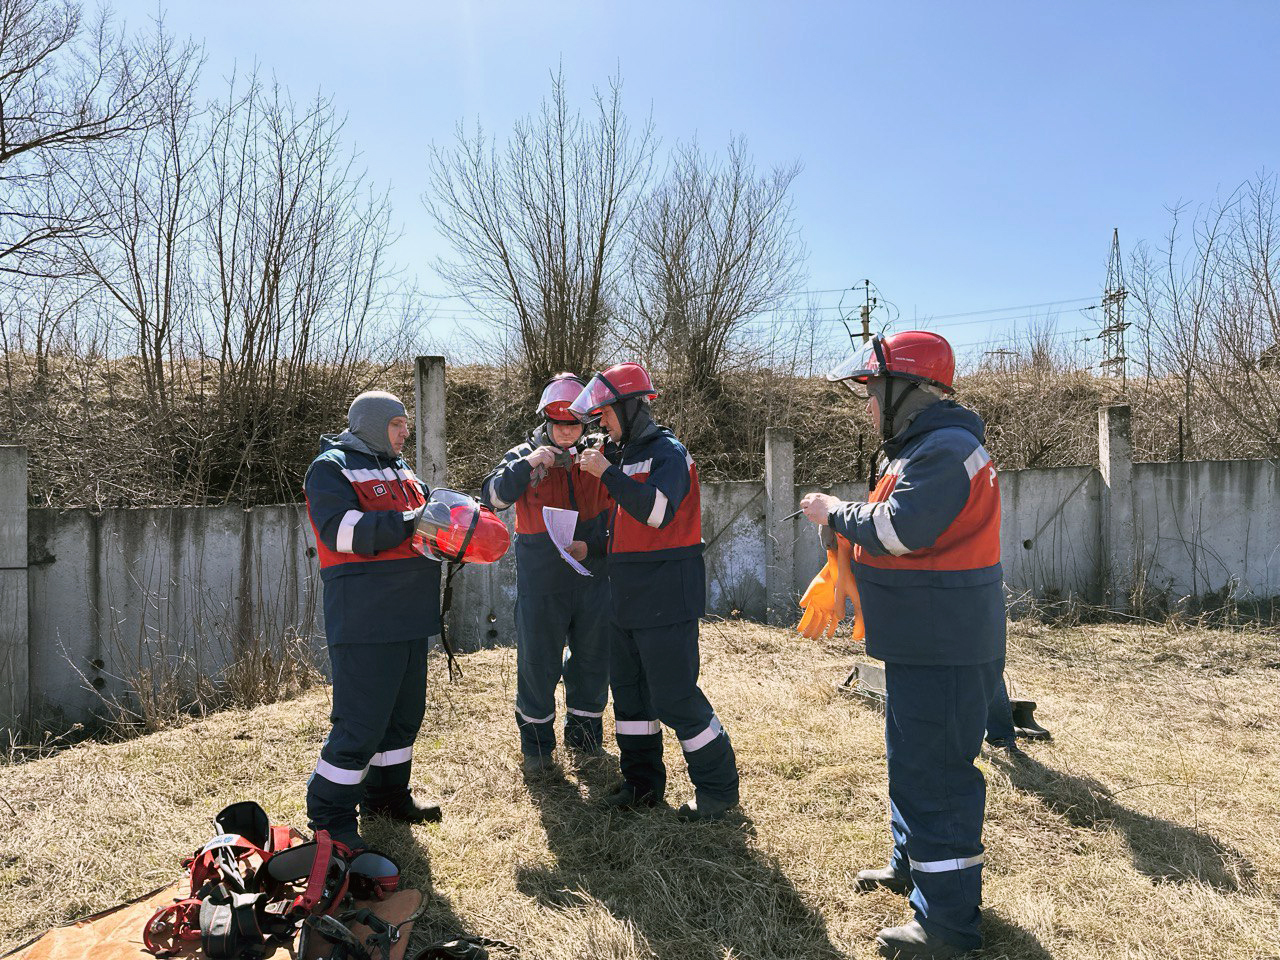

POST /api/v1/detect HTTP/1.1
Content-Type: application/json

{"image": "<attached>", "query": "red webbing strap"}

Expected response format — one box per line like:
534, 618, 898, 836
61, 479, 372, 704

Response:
297, 830, 334, 912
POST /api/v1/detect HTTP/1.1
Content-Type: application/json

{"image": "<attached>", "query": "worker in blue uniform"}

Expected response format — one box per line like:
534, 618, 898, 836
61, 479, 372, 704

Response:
570, 363, 740, 822
304, 390, 444, 850
800, 331, 1005, 959
480, 373, 614, 773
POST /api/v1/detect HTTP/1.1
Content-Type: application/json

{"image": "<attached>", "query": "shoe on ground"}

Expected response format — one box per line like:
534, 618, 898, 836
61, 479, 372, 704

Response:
674, 795, 737, 823
521, 752, 560, 775
855, 865, 913, 895
876, 920, 972, 959
362, 792, 443, 824
565, 740, 606, 758
601, 782, 662, 809
987, 738, 1029, 761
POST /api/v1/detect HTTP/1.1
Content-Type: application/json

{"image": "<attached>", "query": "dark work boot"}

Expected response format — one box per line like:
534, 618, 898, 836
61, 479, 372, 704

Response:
362, 790, 443, 824
855, 865, 914, 895
876, 920, 971, 958
674, 794, 737, 823
601, 782, 663, 810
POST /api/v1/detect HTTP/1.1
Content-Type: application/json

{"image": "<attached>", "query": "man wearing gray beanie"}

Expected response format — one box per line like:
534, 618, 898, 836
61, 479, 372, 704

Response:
303, 388, 443, 850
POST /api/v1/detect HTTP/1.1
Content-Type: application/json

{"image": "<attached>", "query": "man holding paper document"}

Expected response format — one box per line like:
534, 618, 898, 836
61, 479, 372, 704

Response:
481, 373, 614, 772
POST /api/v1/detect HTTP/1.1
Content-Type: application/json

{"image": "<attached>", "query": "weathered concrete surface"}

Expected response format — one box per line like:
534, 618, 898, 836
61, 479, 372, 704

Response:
1132, 459, 1280, 602
15, 457, 1280, 728
26, 505, 321, 724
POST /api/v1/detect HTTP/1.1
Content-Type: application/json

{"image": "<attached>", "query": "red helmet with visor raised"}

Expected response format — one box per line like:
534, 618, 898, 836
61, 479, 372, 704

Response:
828, 330, 955, 396
568, 362, 658, 422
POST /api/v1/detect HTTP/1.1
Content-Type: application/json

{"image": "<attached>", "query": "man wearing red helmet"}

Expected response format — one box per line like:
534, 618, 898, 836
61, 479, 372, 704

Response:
480, 374, 614, 772
571, 363, 741, 822
304, 390, 445, 851
800, 332, 1004, 958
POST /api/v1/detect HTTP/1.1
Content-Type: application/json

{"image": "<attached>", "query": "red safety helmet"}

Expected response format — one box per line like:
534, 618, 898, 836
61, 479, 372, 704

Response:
412, 489, 510, 563
828, 331, 955, 396
537, 373, 586, 423
568, 362, 658, 422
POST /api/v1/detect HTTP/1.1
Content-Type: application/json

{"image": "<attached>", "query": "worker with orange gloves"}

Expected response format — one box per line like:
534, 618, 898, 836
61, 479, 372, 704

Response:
798, 330, 1005, 959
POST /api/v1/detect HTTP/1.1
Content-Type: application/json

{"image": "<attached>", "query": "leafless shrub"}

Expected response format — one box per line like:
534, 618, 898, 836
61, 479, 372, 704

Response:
425, 69, 654, 390
625, 137, 805, 393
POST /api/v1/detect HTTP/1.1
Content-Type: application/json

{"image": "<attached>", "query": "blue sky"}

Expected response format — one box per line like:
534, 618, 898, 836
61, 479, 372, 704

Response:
112, 1, 1278, 360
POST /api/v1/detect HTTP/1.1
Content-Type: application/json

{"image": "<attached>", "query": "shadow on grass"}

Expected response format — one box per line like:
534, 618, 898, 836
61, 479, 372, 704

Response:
978, 909, 1054, 959
995, 752, 1257, 891
519, 757, 843, 960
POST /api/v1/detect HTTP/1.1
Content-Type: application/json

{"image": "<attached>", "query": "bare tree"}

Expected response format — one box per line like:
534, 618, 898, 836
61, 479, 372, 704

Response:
0, 0, 166, 279
425, 70, 654, 388
627, 137, 805, 393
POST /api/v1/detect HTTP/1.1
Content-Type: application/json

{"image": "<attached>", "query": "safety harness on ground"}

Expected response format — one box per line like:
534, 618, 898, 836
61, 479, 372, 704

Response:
143, 802, 402, 960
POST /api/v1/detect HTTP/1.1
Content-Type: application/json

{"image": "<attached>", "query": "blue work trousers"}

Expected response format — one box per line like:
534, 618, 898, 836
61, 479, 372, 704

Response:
610, 618, 739, 806
307, 639, 429, 840
884, 658, 1003, 951
515, 576, 611, 757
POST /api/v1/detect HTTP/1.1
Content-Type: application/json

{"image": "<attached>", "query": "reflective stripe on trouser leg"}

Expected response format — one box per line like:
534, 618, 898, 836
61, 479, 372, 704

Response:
610, 622, 665, 797
884, 659, 1002, 951
563, 575, 611, 751
309, 639, 419, 837
363, 639, 430, 808
514, 588, 574, 756
634, 619, 740, 807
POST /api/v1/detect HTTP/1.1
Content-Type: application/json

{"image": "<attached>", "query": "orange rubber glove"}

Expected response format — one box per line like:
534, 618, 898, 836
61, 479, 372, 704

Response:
833, 537, 866, 642
797, 550, 839, 638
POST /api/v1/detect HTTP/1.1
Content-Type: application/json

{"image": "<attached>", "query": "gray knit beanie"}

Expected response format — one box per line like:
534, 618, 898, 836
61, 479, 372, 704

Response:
348, 390, 407, 457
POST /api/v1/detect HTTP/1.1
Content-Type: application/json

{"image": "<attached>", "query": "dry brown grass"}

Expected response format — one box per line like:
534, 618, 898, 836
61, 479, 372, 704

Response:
1, 621, 1278, 959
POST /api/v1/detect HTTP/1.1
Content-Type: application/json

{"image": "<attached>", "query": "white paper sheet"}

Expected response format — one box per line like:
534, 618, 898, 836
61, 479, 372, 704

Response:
542, 506, 593, 576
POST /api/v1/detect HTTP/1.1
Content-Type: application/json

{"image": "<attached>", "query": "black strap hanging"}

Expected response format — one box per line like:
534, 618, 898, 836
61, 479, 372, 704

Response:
438, 562, 463, 682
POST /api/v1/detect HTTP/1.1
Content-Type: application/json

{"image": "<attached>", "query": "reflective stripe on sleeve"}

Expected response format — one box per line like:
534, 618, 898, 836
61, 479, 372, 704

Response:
872, 502, 911, 556
646, 490, 669, 528
909, 853, 984, 873
963, 447, 991, 480
369, 747, 413, 767
615, 719, 661, 736
336, 510, 362, 553
622, 459, 653, 476
315, 758, 369, 786
485, 478, 510, 510
566, 707, 604, 718
680, 716, 724, 753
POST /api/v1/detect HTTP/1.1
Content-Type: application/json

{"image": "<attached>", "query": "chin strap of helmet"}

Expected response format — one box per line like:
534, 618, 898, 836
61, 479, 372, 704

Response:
869, 337, 918, 489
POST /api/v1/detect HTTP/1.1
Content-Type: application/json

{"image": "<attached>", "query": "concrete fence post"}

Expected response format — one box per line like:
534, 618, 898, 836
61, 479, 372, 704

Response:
764, 428, 796, 626
415, 356, 447, 490
0, 446, 29, 731
1098, 404, 1135, 612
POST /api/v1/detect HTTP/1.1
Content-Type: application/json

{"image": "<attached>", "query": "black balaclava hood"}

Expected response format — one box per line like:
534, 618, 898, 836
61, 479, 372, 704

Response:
868, 377, 941, 441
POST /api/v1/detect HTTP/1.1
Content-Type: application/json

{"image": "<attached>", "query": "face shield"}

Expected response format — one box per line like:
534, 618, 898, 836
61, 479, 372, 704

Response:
567, 373, 620, 423
537, 377, 585, 423
827, 337, 887, 397
412, 489, 510, 563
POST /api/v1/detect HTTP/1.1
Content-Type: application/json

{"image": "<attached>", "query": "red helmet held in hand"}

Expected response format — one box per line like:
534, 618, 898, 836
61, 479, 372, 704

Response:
413, 489, 510, 563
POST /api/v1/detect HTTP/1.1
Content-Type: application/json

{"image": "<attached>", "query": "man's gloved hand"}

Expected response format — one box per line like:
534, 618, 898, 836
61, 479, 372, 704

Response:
527, 445, 557, 486
798, 550, 840, 638
833, 536, 865, 642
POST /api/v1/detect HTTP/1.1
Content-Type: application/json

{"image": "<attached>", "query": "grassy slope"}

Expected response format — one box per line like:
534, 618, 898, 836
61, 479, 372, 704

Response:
1, 622, 1278, 960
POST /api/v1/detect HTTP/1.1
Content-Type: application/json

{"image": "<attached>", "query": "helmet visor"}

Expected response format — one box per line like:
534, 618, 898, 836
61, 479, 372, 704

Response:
538, 378, 585, 423
412, 488, 481, 561
567, 374, 619, 423
827, 339, 886, 396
